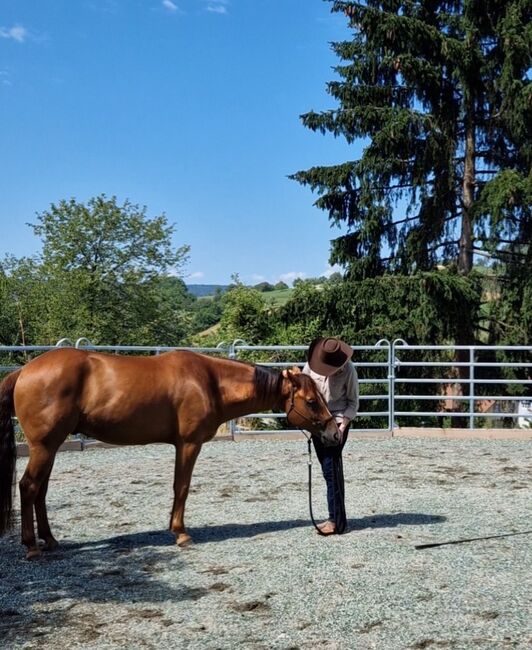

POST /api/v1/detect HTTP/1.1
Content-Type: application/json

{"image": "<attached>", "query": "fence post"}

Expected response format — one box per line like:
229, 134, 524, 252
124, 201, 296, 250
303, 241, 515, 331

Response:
391, 340, 408, 436
228, 340, 249, 440
469, 347, 475, 429
228, 341, 236, 440
375, 340, 393, 434
55, 338, 73, 347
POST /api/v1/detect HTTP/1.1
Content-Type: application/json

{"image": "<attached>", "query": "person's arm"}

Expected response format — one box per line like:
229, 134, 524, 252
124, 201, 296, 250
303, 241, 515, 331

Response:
340, 364, 359, 430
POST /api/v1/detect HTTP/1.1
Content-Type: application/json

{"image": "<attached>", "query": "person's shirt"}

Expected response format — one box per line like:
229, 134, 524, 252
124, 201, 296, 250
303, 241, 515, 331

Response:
302, 362, 359, 421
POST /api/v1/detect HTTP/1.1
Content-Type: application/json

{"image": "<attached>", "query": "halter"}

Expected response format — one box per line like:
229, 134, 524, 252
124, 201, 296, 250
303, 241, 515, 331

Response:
285, 384, 334, 431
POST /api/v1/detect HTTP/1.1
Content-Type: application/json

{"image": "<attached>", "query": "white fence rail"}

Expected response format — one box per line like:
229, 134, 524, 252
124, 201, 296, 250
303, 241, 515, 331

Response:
1, 338, 530, 434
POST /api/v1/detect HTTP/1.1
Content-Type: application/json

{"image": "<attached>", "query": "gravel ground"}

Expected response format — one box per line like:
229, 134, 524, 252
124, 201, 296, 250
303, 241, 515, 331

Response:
0, 438, 531, 650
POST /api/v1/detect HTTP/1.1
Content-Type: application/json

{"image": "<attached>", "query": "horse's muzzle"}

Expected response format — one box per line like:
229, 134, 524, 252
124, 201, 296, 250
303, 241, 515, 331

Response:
317, 419, 341, 447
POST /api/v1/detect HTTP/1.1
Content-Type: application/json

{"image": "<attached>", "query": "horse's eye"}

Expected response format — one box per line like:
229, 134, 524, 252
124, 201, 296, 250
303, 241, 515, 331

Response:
306, 399, 318, 409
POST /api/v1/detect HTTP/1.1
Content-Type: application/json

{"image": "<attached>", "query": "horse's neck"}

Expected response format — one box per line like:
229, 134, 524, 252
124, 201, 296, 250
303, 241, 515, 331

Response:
217, 363, 282, 419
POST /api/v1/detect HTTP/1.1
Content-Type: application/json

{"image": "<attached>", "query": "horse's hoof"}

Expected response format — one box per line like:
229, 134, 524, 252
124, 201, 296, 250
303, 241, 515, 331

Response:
43, 538, 59, 551
176, 533, 193, 547
26, 547, 42, 560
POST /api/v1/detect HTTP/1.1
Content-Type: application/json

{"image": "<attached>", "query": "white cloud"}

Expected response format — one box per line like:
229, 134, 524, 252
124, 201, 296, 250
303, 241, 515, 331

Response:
0, 25, 28, 43
322, 264, 343, 278
188, 271, 205, 280
278, 271, 306, 286
162, 0, 178, 11
206, 1, 229, 14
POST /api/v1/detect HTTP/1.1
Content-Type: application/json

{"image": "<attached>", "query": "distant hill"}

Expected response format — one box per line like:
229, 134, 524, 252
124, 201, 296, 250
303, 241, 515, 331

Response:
187, 284, 229, 297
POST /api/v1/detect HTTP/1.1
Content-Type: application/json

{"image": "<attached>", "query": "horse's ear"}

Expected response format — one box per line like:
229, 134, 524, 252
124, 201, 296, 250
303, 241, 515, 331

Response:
282, 366, 303, 386
282, 367, 301, 383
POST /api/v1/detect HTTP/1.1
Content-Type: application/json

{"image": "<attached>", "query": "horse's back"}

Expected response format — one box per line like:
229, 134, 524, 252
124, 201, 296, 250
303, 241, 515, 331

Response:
14, 348, 219, 445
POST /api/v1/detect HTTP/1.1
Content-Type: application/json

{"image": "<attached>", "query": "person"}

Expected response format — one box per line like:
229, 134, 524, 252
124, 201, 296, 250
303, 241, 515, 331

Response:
302, 337, 359, 535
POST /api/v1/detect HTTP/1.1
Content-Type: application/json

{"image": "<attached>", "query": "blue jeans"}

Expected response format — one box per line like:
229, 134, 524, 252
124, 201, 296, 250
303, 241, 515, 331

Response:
312, 426, 349, 531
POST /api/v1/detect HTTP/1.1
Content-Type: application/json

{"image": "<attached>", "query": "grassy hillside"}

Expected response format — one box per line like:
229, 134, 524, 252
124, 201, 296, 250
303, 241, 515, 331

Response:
261, 288, 293, 306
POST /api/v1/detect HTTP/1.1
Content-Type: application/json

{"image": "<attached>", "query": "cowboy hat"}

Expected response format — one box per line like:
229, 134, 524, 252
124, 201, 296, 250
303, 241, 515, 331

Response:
307, 337, 353, 377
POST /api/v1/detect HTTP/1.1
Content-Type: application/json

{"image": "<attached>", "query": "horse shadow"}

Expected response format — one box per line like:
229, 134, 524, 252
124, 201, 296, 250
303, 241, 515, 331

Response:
0, 512, 445, 644
0, 530, 194, 646
60, 511, 446, 548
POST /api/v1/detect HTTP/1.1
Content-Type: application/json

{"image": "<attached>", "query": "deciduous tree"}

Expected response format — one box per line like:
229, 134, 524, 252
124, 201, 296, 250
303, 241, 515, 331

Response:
23, 195, 191, 344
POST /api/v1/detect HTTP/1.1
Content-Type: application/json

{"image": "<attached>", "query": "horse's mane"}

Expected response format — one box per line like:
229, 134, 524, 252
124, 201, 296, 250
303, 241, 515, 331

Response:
220, 356, 284, 402
253, 365, 284, 402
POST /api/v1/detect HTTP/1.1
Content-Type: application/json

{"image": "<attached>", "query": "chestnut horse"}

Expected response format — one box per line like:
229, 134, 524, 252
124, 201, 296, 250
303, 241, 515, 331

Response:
0, 348, 339, 558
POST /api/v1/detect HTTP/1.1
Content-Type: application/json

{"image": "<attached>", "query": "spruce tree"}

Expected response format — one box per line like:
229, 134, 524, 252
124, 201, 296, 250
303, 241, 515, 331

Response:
292, 0, 531, 281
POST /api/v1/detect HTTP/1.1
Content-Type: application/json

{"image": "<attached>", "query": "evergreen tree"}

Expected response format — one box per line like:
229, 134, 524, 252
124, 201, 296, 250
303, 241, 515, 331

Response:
292, 0, 531, 280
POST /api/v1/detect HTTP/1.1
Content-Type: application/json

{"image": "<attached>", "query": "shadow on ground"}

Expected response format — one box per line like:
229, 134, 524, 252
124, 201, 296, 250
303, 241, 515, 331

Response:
59, 512, 446, 548
0, 530, 189, 646
0, 512, 445, 645
351, 512, 446, 530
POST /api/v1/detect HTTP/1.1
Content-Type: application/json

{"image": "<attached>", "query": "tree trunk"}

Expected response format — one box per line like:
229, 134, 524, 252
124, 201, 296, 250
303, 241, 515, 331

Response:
459, 114, 475, 275
455, 104, 476, 426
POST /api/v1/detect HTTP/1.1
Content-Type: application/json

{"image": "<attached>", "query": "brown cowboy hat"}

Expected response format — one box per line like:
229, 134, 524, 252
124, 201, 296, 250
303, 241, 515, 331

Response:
307, 337, 353, 376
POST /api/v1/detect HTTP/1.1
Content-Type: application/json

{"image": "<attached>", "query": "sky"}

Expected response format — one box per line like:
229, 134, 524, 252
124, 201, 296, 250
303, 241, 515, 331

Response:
0, 0, 363, 286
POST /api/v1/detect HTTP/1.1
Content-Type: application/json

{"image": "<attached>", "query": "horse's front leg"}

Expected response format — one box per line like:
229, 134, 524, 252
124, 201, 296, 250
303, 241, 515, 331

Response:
170, 440, 202, 547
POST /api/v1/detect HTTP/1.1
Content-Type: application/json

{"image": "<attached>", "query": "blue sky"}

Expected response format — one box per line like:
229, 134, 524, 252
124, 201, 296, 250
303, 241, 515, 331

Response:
1, 1, 362, 286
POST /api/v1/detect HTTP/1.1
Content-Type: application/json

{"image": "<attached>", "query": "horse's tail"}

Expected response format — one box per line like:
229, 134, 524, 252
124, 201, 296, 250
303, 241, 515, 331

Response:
0, 369, 21, 536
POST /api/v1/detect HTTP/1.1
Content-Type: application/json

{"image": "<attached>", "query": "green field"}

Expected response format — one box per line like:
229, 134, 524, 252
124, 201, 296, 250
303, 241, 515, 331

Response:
198, 287, 293, 307
261, 288, 293, 306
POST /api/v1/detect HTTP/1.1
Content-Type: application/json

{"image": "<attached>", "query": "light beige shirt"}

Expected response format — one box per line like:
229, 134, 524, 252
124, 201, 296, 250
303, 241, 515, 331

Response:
302, 362, 359, 421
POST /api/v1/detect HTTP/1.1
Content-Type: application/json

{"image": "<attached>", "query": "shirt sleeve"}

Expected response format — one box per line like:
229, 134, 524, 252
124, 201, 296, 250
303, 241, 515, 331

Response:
343, 363, 359, 420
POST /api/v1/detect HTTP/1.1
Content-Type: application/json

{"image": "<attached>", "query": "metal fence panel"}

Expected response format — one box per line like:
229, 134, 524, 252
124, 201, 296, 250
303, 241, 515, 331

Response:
1, 338, 530, 434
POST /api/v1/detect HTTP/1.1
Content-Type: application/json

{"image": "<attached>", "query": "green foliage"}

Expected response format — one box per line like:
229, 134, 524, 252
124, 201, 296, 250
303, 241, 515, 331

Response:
0, 256, 46, 346
292, 0, 530, 280
189, 292, 224, 333
1, 195, 191, 346
219, 284, 275, 344
279, 271, 481, 345
253, 281, 275, 292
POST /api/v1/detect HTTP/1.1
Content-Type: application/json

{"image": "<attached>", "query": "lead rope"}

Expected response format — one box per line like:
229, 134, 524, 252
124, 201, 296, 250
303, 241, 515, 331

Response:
303, 433, 327, 536
301, 428, 347, 536
332, 453, 347, 534
288, 385, 337, 536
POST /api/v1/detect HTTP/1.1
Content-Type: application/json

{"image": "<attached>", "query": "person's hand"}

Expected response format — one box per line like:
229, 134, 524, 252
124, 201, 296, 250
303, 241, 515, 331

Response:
338, 416, 350, 434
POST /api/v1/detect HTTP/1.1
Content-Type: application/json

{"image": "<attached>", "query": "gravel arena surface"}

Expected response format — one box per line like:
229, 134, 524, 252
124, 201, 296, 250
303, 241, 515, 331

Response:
0, 438, 531, 650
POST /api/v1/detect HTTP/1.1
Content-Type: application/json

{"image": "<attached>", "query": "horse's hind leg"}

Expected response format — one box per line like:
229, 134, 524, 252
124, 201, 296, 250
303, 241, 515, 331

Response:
35, 463, 58, 551
19, 444, 58, 559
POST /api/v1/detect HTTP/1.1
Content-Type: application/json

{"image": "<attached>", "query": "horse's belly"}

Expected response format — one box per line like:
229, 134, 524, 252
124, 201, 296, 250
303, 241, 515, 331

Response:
79, 405, 175, 445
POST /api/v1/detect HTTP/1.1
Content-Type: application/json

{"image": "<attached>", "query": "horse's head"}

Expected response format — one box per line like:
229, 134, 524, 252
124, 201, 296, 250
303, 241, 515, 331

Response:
281, 367, 341, 446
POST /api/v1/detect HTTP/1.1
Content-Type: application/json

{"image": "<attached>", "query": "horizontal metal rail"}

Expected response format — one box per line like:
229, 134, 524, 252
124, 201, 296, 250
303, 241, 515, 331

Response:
396, 378, 532, 384
395, 412, 521, 419
397, 361, 532, 368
